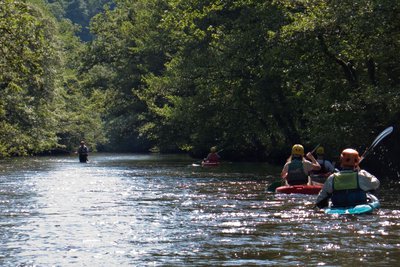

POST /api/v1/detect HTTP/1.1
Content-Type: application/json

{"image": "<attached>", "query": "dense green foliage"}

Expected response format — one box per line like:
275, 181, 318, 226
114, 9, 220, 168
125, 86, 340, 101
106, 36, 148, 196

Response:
47, 0, 112, 41
0, 0, 59, 155
82, 0, 399, 166
0, 0, 106, 155
1, 0, 399, 176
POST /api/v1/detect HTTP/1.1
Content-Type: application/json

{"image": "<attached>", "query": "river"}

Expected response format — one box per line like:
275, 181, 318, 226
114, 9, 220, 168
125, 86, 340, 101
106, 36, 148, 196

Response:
0, 153, 399, 266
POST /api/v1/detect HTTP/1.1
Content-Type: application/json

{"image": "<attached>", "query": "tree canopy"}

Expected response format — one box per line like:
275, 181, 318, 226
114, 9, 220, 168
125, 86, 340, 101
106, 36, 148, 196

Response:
1, 0, 399, 176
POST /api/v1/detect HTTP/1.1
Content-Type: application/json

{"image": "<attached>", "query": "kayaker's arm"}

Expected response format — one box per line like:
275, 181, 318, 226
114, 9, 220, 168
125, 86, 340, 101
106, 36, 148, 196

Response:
315, 195, 331, 209
306, 152, 321, 170
358, 170, 380, 191
315, 176, 334, 208
281, 163, 288, 179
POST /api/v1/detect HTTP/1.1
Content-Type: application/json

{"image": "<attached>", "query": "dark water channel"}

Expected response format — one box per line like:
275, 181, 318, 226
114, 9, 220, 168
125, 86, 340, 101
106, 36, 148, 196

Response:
0, 153, 399, 266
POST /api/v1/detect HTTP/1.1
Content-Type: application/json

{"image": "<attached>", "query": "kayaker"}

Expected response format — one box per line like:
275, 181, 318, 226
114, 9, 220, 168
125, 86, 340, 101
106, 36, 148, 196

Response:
310, 146, 335, 184
204, 146, 220, 163
315, 148, 380, 208
281, 144, 321, 186
77, 141, 89, 163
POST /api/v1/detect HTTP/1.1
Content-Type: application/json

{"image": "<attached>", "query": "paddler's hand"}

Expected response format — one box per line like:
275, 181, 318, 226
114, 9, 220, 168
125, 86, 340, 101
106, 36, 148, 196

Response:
306, 152, 315, 160
306, 152, 321, 170
315, 198, 329, 209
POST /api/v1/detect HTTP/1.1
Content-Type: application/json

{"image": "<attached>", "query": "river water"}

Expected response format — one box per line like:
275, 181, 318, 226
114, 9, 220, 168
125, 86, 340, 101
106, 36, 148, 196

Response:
0, 153, 399, 266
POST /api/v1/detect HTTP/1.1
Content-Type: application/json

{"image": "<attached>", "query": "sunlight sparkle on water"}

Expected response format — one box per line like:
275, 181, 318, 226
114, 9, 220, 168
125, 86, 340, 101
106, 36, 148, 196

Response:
322, 243, 341, 250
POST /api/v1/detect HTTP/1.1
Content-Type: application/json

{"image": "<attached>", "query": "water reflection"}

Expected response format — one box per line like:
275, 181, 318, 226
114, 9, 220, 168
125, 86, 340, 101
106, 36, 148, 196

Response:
0, 153, 399, 266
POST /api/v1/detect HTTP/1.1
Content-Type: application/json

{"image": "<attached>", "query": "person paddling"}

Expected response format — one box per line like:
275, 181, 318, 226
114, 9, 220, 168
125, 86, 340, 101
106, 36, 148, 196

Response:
77, 141, 89, 163
310, 146, 335, 184
315, 148, 380, 209
203, 146, 220, 163
281, 144, 321, 186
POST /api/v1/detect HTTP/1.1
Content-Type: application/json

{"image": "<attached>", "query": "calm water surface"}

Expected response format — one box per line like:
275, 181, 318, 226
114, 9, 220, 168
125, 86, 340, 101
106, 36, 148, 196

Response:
0, 153, 399, 266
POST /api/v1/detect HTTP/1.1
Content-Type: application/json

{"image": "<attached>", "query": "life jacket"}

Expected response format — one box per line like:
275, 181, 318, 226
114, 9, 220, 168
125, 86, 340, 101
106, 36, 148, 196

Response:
331, 171, 367, 207
312, 159, 327, 175
286, 158, 308, 185
207, 153, 220, 163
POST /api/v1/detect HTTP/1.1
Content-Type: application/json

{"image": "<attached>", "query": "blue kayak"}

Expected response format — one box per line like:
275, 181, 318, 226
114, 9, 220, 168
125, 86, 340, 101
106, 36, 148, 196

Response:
324, 194, 380, 215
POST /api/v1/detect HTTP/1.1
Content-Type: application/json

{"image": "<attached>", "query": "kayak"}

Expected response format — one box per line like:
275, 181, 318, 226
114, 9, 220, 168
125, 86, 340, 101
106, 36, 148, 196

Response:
324, 194, 380, 215
276, 184, 322, 195
201, 161, 220, 167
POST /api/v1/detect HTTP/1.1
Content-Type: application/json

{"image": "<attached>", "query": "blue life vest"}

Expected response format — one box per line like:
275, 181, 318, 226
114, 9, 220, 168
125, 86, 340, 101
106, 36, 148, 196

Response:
287, 158, 308, 185
312, 159, 327, 175
331, 171, 367, 207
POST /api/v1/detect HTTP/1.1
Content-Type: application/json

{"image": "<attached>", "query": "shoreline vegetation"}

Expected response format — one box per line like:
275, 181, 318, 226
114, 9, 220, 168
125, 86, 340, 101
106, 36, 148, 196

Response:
0, 0, 398, 178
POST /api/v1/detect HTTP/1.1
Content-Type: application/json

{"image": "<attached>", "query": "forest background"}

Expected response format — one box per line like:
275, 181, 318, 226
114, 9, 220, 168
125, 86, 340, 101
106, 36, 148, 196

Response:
1, 0, 399, 178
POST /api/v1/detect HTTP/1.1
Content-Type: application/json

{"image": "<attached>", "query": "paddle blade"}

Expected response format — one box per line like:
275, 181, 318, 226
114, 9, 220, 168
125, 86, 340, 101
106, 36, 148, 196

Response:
360, 126, 393, 163
267, 180, 283, 192
370, 126, 393, 149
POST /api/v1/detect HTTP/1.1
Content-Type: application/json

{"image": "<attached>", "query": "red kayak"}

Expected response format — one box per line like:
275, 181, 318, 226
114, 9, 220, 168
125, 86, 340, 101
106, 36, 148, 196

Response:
201, 161, 220, 167
276, 185, 322, 195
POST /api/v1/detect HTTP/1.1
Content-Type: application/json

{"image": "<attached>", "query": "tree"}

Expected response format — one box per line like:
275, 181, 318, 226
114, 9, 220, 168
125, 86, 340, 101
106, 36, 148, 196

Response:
274, 0, 400, 160
0, 0, 107, 156
0, 0, 61, 155
46, 0, 113, 41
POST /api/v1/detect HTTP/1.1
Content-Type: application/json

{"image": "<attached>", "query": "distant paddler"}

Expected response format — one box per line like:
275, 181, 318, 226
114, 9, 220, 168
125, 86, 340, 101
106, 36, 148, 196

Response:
77, 140, 89, 163
310, 146, 335, 184
201, 146, 221, 166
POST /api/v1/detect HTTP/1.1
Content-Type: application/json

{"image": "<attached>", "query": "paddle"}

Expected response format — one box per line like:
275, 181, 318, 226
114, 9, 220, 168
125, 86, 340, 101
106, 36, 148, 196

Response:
310, 143, 321, 154
266, 180, 283, 192
359, 126, 393, 163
